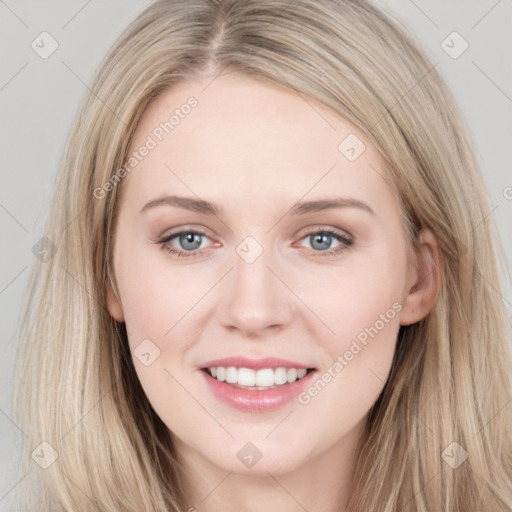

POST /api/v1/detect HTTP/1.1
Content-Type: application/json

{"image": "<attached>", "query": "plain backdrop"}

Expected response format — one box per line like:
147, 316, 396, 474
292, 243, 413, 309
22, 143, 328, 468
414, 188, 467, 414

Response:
1, 0, 511, 507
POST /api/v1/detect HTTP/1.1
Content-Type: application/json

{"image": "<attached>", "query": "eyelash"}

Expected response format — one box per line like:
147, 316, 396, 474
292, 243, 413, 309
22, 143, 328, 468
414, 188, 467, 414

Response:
155, 227, 354, 259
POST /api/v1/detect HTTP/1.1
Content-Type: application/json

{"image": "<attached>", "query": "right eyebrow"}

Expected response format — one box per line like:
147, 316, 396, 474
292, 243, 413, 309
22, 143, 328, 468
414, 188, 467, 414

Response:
140, 195, 223, 216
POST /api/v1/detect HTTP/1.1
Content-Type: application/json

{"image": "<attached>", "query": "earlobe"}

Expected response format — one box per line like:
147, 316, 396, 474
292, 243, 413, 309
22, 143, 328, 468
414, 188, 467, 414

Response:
106, 279, 125, 322
400, 229, 440, 326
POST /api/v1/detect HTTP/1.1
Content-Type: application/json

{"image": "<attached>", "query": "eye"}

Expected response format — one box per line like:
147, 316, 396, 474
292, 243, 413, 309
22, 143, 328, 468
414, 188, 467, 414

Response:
296, 228, 353, 257
156, 229, 214, 258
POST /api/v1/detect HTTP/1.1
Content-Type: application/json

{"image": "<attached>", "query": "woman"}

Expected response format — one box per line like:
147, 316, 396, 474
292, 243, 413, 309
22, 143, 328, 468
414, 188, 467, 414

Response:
13, 0, 512, 510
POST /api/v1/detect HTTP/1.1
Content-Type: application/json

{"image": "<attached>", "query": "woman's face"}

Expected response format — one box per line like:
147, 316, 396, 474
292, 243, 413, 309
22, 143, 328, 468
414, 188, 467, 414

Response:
107, 73, 431, 477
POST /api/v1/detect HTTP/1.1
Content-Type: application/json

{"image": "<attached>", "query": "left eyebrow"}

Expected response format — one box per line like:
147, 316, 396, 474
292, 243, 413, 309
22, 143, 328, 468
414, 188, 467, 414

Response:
289, 198, 375, 216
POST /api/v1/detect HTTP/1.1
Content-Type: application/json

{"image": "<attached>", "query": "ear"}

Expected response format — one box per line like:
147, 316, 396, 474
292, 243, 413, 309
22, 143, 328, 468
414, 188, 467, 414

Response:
106, 278, 125, 322
400, 228, 440, 326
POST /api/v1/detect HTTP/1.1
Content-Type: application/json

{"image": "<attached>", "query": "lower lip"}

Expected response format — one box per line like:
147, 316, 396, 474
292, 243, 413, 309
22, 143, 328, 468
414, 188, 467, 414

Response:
201, 369, 317, 412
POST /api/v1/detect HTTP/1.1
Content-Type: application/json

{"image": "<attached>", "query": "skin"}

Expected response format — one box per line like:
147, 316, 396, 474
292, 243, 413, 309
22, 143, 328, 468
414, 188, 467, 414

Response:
107, 72, 439, 512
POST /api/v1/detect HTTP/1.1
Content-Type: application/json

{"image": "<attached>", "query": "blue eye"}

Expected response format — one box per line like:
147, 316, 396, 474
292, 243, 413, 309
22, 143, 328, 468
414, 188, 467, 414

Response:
157, 230, 210, 258
156, 228, 353, 259
299, 229, 353, 256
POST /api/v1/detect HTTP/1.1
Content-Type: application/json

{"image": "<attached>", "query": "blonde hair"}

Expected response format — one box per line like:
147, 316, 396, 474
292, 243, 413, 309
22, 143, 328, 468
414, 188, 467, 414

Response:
13, 0, 512, 510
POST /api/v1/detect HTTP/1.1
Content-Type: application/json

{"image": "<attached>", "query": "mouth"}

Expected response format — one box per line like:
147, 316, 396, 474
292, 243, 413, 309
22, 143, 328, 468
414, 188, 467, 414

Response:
200, 357, 318, 412
202, 366, 314, 390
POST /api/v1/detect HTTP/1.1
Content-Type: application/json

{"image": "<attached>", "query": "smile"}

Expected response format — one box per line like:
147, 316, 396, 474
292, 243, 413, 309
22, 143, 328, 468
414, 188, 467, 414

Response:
200, 357, 318, 412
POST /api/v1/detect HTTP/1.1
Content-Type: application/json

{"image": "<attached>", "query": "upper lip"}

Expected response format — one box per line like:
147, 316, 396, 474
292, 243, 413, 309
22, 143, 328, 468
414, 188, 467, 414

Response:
201, 357, 314, 371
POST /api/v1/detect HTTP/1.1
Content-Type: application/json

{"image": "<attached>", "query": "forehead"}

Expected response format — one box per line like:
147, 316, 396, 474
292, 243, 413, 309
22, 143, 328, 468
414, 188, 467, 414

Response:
120, 73, 396, 217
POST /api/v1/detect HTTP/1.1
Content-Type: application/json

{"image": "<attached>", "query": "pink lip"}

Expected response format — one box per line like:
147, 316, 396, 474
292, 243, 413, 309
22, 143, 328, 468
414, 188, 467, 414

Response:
201, 356, 312, 371
200, 367, 317, 413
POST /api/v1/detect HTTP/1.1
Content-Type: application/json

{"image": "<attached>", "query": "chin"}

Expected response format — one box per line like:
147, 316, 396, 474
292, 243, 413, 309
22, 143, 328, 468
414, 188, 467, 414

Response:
203, 432, 313, 476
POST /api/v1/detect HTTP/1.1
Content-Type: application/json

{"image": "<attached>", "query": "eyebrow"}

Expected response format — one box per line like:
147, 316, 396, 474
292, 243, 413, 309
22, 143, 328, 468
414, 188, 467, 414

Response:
139, 195, 375, 217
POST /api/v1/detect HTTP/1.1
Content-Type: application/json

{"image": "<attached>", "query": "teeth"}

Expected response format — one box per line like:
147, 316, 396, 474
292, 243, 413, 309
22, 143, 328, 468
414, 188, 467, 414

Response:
274, 367, 288, 385
238, 367, 256, 386
216, 367, 226, 382
255, 368, 274, 387
297, 368, 307, 379
225, 366, 237, 383
207, 366, 310, 388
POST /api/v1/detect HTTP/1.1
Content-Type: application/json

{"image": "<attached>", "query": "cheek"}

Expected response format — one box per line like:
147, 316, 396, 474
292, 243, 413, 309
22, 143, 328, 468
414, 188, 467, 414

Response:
115, 244, 202, 343
114, 253, 200, 425
293, 244, 405, 424
302, 241, 407, 350
294, 317, 399, 458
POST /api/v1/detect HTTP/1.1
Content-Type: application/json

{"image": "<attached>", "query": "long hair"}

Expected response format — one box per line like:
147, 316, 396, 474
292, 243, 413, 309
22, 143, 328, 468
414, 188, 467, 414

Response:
13, 0, 512, 510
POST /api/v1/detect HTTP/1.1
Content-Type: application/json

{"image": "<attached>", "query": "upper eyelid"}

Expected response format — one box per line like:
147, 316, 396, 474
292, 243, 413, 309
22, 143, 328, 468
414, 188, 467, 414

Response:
157, 225, 212, 241
296, 225, 352, 239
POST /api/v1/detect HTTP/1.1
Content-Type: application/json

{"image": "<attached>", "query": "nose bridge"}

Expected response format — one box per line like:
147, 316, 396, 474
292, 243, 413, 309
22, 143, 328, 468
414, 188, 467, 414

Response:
218, 234, 294, 334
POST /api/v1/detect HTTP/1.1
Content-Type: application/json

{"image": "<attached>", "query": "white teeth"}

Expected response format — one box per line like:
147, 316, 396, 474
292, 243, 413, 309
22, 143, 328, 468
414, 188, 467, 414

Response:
274, 367, 288, 385
287, 368, 297, 383
255, 368, 274, 387
225, 366, 237, 383
297, 368, 307, 379
207, 366, 310, 388
238, 367, 256, 386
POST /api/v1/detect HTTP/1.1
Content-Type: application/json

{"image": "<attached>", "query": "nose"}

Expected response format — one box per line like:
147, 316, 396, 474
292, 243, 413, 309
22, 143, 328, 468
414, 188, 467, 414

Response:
217, 242, 295, 337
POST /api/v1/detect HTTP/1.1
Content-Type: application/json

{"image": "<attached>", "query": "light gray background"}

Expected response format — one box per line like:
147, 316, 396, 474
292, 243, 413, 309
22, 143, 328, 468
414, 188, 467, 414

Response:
1, 0, 511, 507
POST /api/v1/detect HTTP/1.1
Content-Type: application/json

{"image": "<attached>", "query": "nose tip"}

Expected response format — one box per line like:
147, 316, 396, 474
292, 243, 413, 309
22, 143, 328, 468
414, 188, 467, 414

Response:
217, 250, 295, 337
